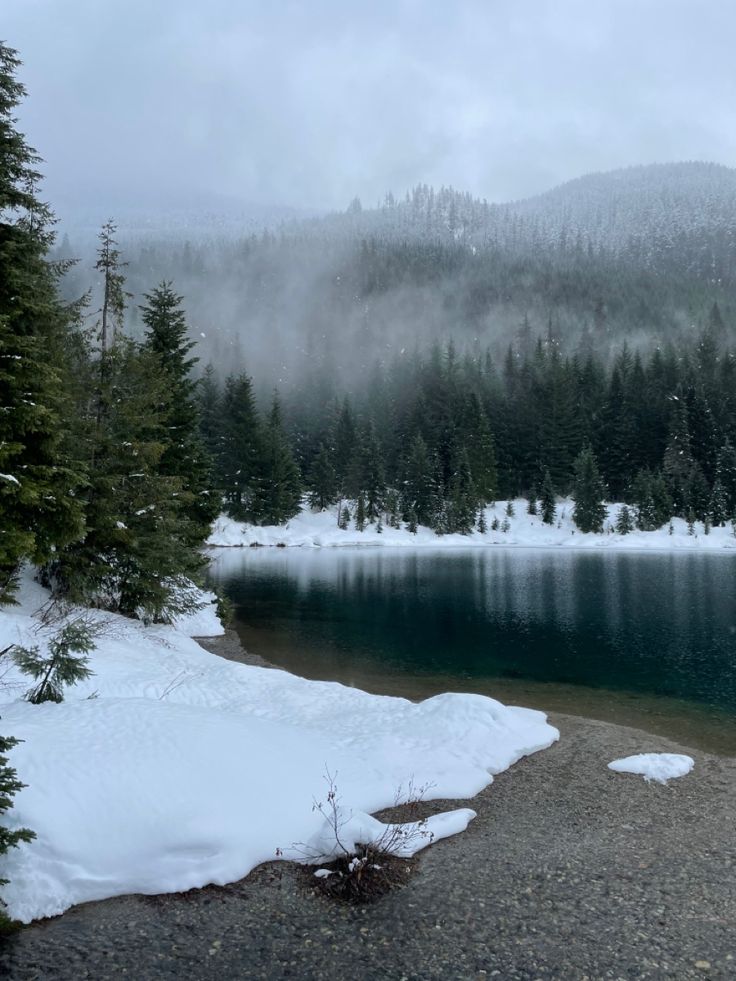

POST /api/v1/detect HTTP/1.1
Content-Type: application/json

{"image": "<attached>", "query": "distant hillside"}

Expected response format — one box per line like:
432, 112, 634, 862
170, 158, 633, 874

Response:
58, 163, 736, 387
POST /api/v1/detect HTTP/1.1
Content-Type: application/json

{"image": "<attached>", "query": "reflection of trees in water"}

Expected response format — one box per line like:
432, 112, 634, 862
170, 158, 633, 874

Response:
209, 550, 736, 709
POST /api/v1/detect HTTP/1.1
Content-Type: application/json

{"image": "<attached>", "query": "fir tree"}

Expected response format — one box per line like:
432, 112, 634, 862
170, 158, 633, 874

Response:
709, 478, 728, 527
445, 448, 477, 534
308, 443, 337, 510
540, 470, 556, 525
253, 396, 301, 524
355, 492, 367, 532
141, 282, 217, 541
12, 620, 95, 703
400, 433, 435, 526
52, 338, 205, 622
338, 504, 351, 530
362, 423, 386, 521
219, 373, 262, 521
0, 728, 35, 923
572, 445, 607, 533
0, 42, 86, 602
615, 505, 634, 535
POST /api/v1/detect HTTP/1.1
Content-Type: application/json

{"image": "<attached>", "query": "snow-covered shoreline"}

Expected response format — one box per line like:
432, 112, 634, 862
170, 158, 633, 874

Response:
0, 572, 558, 924
207, 500, 736, 552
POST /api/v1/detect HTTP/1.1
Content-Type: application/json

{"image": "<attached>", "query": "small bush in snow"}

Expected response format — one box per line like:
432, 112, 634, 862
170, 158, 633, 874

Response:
12, 620, 95, 704
294, 771, 434, 904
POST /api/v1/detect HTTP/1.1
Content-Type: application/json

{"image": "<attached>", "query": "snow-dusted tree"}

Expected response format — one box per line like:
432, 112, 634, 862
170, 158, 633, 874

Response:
141, 282, 217, 542
308, 443, 337, 510
0, 728, 35, 924
0, 42, 86, 602
253, 395, 301, 525
571, 446, 606, 533
615, 505, 634, 535
540, 470, 556, 525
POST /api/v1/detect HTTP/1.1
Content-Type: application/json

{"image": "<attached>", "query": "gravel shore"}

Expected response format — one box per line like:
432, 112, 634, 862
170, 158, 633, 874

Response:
1, 634, 734, 980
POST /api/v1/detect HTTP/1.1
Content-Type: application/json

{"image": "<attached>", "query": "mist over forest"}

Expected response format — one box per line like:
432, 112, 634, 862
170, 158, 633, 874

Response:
54, 161, 736, 406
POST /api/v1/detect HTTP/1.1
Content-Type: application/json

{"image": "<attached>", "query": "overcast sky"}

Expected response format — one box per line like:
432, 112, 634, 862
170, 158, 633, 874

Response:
5, 0, 736, 213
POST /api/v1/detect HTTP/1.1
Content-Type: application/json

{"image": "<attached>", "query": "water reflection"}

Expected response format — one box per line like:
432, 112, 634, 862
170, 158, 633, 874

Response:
208, 547, 736, 716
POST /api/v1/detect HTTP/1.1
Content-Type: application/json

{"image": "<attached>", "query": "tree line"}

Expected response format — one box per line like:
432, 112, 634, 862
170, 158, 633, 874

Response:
201, 320, 736, 537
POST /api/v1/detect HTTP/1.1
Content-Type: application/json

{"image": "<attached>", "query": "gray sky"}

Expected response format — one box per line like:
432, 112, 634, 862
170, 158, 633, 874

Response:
5, 0, 736, 212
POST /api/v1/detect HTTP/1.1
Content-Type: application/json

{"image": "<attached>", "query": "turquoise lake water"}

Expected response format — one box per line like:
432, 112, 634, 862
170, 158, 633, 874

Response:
208, 547, 736, 754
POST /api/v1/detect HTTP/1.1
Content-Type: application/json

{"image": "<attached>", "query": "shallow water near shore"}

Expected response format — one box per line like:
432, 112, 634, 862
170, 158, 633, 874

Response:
208, 545, 736, 756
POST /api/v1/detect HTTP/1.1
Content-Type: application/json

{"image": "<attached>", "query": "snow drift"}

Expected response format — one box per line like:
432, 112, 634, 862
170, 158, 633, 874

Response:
0, 573, 558, 923
207, 500, 736, 552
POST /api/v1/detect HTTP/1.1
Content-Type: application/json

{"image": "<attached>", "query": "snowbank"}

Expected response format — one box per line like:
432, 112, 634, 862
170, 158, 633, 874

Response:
207, 501, 736, 552
608, 753, 695, 784
0, 573, 558, 923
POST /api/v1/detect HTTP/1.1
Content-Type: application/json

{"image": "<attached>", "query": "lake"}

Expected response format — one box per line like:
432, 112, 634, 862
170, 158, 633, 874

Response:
207, 547, 736, 755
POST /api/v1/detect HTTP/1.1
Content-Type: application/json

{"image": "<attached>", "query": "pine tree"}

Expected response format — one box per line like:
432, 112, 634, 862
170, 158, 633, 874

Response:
52, 337, 205, 621
400, 433, 435, 526
615, 505, 634, 535
198, 363, 223, 462
355, 492, 367, 532
445, 448, 477, 534
332, 398, 356, 495
253, 395, 301, 524
95, 221, 129, 353
632, 469, 656, 530
0, 42, 85, 602
477, 509, 487, 534
338, 504, 351, 530
540, 470, 556, 525
219, 373, 262, 521
308, 443, 337, 510
362, 423, 386, 521
1, 728, 35, 921
141, 282, 217, 541
12, 620, 95, 703
709, 478, 728, 527
572, 445, 607, 533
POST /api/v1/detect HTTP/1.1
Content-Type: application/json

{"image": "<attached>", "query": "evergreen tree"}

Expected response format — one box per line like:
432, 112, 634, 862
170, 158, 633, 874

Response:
0, 727, 35, 923
332, 398, 357, 494
199, 363, 223, 463
355, 492, 367, 531
709, 478, 728, 526
308, 442, 337, 510
0, 42, 86, 601
400, 433, 435, 526
572, 445, 607, 533
253, 395, 301, 524
219, 373, 262, 521
12, 620, 95, 703
362, 423, 386, 521
52, 337, 205, 621
444, 448, 477, 534
663, 399, 696, 515
615, 505, 634, 535
540, 470, 556, 525
141, 282, 217, 541
95, 220, 128, 353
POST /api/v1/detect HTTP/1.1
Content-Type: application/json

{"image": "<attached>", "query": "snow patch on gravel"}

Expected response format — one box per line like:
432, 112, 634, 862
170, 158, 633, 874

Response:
608, 753, 694, 784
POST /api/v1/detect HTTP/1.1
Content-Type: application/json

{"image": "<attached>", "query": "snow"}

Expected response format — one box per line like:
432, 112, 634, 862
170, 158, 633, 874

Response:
0, 570, 558, 923
207, 500, 736, 552
608, 753, 695, 784
0, 473, 20, 485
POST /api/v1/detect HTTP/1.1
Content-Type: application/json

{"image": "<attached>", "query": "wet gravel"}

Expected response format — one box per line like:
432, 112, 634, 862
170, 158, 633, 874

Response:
1, 640, 734, 980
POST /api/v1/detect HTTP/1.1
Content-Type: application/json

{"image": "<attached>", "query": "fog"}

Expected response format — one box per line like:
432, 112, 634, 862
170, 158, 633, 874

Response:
5, 0, 736, 217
